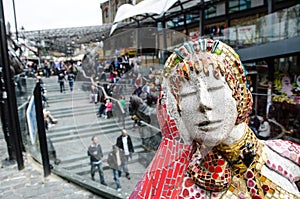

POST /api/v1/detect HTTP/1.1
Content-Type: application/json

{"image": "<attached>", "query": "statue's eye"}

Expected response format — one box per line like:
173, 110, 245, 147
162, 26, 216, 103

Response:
180, 90, 197, 97
207, 84, 224, 91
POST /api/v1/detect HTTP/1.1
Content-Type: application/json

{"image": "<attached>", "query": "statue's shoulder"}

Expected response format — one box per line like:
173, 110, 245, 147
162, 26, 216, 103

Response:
265, 139, 300, 166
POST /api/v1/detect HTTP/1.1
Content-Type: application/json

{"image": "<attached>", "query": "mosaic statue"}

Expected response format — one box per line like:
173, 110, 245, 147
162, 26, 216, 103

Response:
130, 39, 300, 199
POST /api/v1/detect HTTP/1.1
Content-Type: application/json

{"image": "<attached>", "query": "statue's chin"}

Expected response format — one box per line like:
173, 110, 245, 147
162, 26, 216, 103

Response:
193, 137, 221, 148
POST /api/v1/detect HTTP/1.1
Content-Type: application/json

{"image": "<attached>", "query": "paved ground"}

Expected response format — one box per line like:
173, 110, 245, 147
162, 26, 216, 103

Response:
0, 135, 103, 199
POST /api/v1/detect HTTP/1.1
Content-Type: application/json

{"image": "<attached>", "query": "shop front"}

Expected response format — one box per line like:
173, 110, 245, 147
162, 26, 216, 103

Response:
246, 54, 300, 140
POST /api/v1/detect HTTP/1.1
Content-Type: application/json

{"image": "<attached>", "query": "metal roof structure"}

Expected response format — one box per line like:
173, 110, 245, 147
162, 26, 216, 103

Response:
19, 24, 112, 56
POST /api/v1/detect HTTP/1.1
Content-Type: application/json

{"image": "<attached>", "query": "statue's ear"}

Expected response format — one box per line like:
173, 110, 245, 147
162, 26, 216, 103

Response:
295, 179, 300, 192
10, 66, 15, 77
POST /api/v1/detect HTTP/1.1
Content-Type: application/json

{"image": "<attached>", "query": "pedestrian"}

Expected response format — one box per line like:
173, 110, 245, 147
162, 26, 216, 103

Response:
105, 98, 113, 118
89, 85, 99, 104
99, 71, 107, 82
248, 109, 260, 135
69, 63, 78, 80
67, 71, 75, 91
37, 77, 49, 107
107, 145, 124, 192
116, 129, 134, 180
133, 73, 143, 96
117, 95, 126, 127
97, 95, 107, 117
43, 108, 58, 130
57, 69, 66, 93
44, 60, 51, 78
258, 115, 271, 139
119, 95, 126, 111
87, 136, 107, 185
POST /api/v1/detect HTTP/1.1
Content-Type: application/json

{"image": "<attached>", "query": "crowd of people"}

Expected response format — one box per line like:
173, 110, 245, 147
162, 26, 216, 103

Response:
89, 54, 162, 127
56, 62, 78, 93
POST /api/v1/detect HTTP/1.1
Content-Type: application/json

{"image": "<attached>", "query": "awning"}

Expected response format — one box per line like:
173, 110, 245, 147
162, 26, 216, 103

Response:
110, 0, 177, 35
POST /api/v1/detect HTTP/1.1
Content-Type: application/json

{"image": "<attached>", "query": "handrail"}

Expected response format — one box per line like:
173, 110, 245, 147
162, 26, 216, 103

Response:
91, 79, 126, 115
251, 93, 300, 98
268, 118, 292, 139
81, 68, 126, 115
140, 120, 161, 132
18, 100, 29, 110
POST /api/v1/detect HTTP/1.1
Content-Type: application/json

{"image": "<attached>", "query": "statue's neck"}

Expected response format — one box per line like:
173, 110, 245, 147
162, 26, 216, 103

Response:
216, 125, 261, 175
222, 122, 247, 146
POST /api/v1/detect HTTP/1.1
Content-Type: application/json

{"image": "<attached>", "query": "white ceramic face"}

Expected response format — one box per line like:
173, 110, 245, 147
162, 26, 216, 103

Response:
176, 67, 238, 147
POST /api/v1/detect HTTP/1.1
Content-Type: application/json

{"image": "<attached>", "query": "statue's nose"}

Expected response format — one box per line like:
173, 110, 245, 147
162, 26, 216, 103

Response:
198, 87, 212, 113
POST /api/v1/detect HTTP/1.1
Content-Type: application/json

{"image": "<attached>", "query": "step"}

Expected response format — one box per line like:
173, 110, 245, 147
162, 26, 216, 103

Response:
53, 109, 95, 118
46, 91, 87, 98
47, 93, 89, 104
47, 117, 134, 136
72, 154, 141, 176
49, 103, 96, 112
60, 153, 90, 164
49, 124, 130, 143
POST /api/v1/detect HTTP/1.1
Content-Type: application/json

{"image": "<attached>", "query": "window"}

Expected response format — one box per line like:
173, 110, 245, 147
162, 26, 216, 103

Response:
205, 6, 217, 19
229, 0, 251, 13
105, 8, 108, 18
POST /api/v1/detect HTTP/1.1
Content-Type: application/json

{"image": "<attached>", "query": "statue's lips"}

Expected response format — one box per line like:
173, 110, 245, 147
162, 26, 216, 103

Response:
197, 120, 222, 130
198, 121, 210, 127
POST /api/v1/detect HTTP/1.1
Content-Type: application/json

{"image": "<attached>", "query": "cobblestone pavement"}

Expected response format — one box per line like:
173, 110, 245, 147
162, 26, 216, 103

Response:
0, 136, 104, 199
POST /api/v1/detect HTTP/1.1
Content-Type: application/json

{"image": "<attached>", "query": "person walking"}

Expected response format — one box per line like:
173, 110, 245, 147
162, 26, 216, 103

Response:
87, 136, 107, 185
67, 71, 75, 92
116, 129, 134, 180
44, 60, 51, 78
107, 145, 124, 192
57, 69, 66, 93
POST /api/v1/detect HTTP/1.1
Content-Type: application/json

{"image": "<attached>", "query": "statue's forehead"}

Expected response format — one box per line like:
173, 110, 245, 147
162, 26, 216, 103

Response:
172, 70, 226, 92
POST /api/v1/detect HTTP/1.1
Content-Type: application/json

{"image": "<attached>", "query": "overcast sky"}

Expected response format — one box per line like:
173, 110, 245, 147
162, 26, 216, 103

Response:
3, 0, 105, 32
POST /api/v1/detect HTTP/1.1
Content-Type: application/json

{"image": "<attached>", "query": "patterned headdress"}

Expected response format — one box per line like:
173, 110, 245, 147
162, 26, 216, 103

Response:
162, 39, 253, 124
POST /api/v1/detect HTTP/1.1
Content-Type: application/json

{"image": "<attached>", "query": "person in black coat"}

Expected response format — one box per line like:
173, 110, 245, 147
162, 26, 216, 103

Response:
116, 129, 134, 179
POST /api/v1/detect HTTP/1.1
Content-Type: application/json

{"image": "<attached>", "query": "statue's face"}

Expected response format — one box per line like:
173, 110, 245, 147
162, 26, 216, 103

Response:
176, 68, 238, 147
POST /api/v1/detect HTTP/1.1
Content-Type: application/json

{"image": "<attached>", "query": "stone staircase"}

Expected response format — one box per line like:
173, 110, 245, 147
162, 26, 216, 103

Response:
41, 76, 151, 198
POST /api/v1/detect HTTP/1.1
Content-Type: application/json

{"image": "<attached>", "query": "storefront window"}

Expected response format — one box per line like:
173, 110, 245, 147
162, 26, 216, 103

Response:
186, 12, 200, 24
166, 13, 200, 29
271, 55, 300, 131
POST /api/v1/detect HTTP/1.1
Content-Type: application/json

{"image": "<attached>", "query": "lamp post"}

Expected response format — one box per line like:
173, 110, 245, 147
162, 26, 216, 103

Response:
12, 0, 18, 41
101, 34, 105, 59
19, 26, 26, 57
